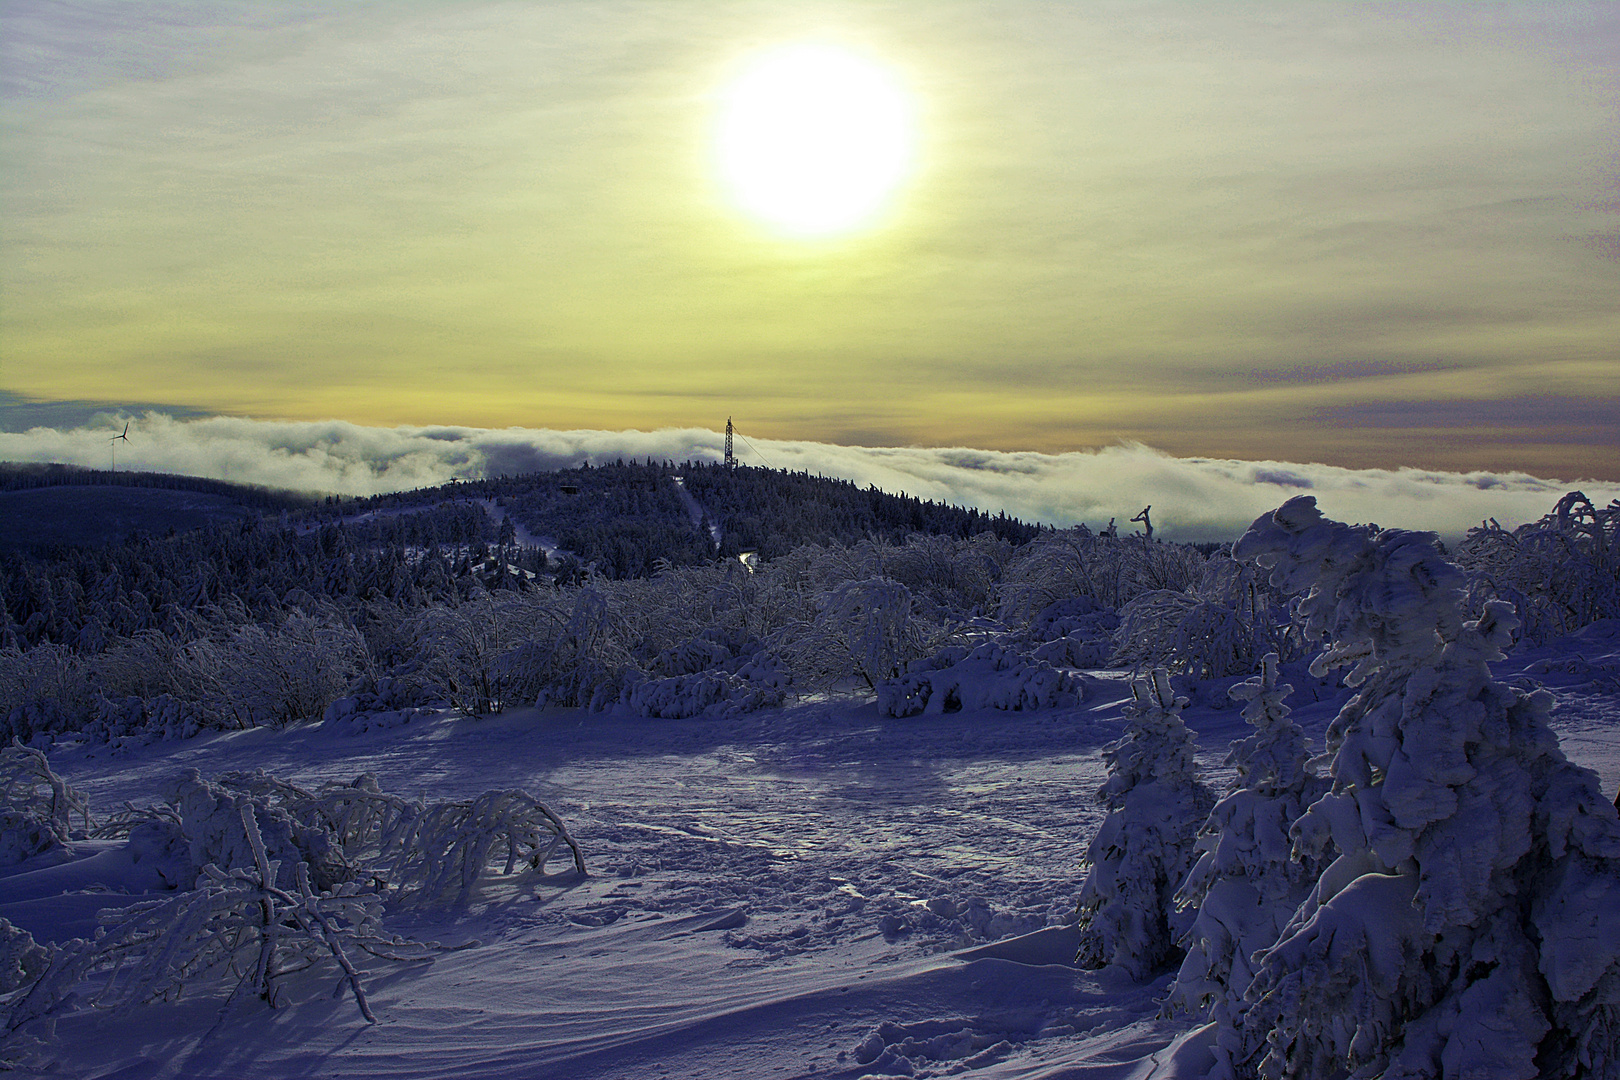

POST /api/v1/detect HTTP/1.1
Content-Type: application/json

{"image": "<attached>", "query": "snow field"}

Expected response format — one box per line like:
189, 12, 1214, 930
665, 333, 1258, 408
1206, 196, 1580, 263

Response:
2, 635, 1615, 1079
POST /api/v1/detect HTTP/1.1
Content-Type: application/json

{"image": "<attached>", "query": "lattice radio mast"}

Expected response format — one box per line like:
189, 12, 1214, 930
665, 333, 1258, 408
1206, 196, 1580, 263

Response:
725, 416, 736, 468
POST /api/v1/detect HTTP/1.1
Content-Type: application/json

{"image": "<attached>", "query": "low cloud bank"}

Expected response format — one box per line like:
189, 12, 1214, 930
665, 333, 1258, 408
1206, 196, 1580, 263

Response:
3, 413, 1614, 542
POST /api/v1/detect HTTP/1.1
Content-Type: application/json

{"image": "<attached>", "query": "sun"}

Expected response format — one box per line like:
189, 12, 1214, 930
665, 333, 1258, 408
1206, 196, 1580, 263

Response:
714, 42, 916, 239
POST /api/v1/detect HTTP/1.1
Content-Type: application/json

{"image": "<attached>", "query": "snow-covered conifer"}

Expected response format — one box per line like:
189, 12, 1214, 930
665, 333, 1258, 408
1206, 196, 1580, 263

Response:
1223, 495, 1620, 1080
1075, 668, 1214, 980
1167, 652, 1328, 1071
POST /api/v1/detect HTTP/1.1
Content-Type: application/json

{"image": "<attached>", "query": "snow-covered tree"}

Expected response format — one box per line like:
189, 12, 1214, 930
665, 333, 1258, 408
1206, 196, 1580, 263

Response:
1167, 652, 1328, 1071
1075, 668, 1215, 980
1223, 494, 1620, 1080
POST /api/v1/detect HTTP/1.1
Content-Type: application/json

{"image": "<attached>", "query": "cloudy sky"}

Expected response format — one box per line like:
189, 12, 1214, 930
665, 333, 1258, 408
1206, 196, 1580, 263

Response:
2, 2, 1616, 490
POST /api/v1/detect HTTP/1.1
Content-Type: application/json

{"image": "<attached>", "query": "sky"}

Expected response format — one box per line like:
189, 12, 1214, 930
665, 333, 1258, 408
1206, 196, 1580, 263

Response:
1, 2, 1617, 496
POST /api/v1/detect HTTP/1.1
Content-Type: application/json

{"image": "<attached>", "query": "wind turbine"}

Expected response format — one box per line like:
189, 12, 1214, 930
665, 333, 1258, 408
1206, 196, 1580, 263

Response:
109, 422, 129, 471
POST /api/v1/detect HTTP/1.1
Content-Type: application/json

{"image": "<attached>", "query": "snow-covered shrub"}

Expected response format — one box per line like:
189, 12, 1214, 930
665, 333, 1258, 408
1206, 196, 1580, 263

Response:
621, 625, 790, 719
485, 586, 646, 711
1112, 555, 1294, 680
5, 802, 442, 1042
877, 532, 1012, 615
774, 577, 946, 690
1167, 653, 1328, 1053
321, 677, 438, 736
625, 669, 786, 719
370, 788, 586, 904
1075, 669, 1215, 980
997, 527, 1122, 618
0, 743, 89, 866
410, 590, 569, 715
0, 615, 367, 746
820, 577, 925, 687
878, 642, 1084, 717
998, 530, 1213, 663
1026, 596, 1119, 668
1455, 491, 1620, 645
85, 629, 194, 704
127, 768, 588, 906
0, 644, 95, 745
163, 768, 349, 892
187, 613, 371, 729
1, 765, 583, 1052
649, 633, 734, 677
82, 694, 215, 749
1222, 494, 1620, 1080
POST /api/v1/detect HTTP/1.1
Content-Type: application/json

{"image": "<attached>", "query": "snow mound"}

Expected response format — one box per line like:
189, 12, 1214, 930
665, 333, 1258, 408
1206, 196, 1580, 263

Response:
878, 642, 1085, 717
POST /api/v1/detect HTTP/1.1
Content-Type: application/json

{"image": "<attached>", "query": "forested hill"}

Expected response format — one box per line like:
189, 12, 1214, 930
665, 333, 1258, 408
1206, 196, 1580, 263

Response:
415, 460, 1043, 571
0, 459, 1043, 651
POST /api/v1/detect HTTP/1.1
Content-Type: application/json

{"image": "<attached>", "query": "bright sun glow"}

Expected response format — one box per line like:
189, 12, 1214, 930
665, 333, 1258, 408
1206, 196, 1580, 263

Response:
715, 43, 916, 239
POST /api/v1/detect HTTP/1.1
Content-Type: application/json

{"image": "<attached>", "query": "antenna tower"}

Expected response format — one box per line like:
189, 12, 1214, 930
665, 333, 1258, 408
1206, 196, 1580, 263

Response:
725, 417, 736, 468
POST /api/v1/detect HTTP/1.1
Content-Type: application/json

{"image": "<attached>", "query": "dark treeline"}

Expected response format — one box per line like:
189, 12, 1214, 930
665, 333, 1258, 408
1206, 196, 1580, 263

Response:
0, 502, 506, 652
680, 461, 1041, 557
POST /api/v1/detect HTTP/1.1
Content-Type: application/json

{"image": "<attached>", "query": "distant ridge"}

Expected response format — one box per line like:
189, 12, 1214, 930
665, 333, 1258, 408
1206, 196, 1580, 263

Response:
0, 461, 324, 510
0, 462, 323, 554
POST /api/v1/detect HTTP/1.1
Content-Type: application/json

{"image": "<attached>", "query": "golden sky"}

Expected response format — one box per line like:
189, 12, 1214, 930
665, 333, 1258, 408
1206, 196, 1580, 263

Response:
3, 1, 1617, 478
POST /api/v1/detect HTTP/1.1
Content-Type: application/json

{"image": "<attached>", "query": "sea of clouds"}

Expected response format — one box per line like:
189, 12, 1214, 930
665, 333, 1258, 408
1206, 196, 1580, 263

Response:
3, 412, 1614, 543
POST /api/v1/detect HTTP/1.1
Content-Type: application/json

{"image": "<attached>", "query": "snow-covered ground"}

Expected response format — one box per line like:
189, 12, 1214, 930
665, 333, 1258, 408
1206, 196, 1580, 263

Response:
671, 474, 723, 550
4, 639, 1616, 1080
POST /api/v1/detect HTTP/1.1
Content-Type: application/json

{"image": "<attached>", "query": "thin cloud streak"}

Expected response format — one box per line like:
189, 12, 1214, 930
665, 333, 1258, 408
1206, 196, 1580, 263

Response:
2, 414, 1613, 543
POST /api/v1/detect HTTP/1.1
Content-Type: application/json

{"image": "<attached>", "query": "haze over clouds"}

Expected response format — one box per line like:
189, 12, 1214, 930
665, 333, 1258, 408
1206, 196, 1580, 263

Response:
3, 413, 1613, 543
2, 2, 1616, 478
